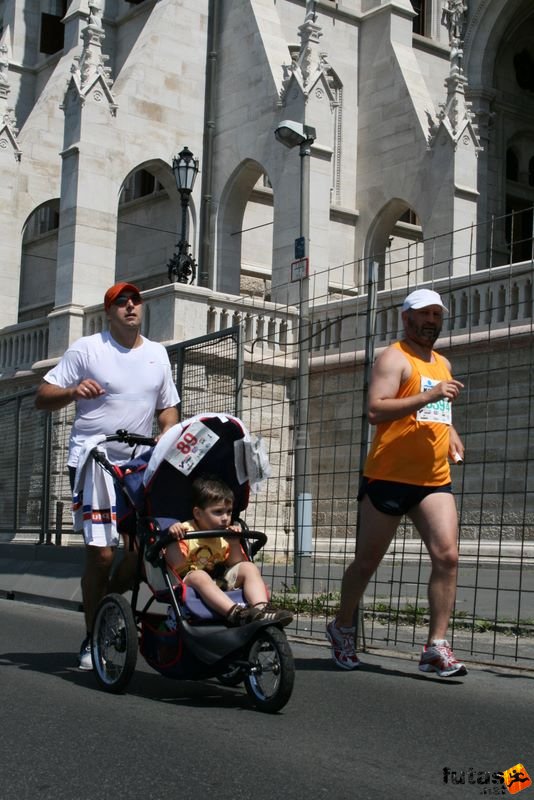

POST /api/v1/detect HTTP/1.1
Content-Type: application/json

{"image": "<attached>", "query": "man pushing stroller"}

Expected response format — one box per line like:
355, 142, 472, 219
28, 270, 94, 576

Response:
164, 476, 293, 627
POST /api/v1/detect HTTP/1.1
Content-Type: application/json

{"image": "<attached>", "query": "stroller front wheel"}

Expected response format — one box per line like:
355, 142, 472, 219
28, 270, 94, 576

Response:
92, 593, 137, 693
244, 626, 295, 713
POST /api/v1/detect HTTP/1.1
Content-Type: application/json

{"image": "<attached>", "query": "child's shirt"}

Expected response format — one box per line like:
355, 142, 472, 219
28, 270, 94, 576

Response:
175, 520, 230, 576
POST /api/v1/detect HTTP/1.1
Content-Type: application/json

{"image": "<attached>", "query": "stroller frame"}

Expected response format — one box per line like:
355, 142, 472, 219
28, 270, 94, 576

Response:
88, 419, 295, 713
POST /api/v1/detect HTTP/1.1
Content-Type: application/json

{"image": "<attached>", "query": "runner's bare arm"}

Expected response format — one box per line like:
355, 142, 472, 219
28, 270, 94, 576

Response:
34, 379, 105, 411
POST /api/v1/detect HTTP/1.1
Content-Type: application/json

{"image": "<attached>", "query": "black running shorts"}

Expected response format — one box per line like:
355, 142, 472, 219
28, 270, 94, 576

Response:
358, 476, 452, 517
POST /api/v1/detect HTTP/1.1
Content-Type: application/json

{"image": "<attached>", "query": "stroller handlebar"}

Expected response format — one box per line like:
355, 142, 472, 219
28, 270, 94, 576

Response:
144, 528, 268, 565
104, 429, 157, 447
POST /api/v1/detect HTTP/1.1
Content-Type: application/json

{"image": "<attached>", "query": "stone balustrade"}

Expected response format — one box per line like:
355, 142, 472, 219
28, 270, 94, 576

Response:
1, 262, 533, 373
83, 284, 300, 361
310, 260, 534, 353
0, 318, 49, 374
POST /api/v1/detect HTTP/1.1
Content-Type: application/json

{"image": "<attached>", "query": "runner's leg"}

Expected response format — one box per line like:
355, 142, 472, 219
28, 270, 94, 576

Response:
81, 544, 115, 632
336, 495, 401, 627
409, 491, 459, 644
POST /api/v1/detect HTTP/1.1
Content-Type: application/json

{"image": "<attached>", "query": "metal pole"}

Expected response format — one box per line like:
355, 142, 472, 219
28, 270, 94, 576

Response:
180, 194, 189, 245
55, 501, 64, 546
354, 260, 378, 647
198, 0, 220, 288
293, 138, 313, 591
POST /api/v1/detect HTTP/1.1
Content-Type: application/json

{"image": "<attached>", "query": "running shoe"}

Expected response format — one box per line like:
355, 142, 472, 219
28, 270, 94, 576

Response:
253, 603, 293, 627
226, 603, 293, 627
78, 636, 93, 671
418, 640, 467, 677
326, 619, 361, 670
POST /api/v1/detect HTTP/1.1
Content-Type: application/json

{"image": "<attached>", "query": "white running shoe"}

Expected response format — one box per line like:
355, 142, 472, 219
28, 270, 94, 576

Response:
419, 640, 467, 677
326, 619, 361, 670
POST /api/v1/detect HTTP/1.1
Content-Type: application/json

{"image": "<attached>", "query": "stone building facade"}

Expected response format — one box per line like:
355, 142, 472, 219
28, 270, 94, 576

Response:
1, 0, 534, 557
1, 0, 533, 353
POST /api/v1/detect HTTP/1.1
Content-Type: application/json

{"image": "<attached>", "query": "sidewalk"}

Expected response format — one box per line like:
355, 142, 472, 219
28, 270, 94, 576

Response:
2, 541, 533, 671
0, 542, 86, 611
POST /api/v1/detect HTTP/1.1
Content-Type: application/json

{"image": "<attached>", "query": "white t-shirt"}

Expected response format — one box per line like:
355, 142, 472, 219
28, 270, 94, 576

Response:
43, 332, 180, 466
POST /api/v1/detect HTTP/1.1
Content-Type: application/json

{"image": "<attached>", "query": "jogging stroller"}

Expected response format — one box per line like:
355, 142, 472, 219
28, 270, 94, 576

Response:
85, 413, 295, 713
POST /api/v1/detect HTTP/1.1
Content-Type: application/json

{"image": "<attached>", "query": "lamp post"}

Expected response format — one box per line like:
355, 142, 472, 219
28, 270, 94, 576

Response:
167, 146, 199, 284
274, 120, 316, 589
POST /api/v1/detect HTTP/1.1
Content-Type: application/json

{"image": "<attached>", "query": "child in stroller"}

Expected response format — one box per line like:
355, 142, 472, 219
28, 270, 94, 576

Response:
164, 475, 292, 627
89, 413, 296, 713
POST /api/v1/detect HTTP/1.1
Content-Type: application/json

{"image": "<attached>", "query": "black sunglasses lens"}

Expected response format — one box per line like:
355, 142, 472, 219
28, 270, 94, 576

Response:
114, 294, 141, 307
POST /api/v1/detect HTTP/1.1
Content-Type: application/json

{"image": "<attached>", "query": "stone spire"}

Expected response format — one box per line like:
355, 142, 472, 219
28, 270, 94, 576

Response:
428, 0, 479, 149
279, 0, 338, 107
63, 0, 117, 114
0, 30, 22, 161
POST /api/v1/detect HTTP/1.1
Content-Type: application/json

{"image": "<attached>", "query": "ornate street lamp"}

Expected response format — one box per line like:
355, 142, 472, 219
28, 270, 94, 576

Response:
167, 146, 199, 284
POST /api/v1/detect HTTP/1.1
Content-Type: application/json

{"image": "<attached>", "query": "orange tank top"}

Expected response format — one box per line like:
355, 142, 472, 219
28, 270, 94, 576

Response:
364, 340, 453, 486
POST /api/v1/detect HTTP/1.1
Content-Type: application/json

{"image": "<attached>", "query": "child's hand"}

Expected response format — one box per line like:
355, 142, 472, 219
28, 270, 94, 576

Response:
168, 521, 187, 539
226, 523, 242, 533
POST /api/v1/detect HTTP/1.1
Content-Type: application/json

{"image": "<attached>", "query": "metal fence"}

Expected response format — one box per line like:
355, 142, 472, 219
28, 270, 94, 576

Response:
0, 327, 244, 544
236, 210, 534, 669
167, 325, 243, 419
2, 209, 534, 668
0, 391, 51, 541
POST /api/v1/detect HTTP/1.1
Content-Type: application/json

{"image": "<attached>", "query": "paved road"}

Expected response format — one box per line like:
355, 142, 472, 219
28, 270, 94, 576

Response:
1, 599, 533, 800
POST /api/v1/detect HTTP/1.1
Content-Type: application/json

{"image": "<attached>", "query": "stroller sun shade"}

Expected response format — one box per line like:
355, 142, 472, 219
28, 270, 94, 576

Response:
141, 414, 270, 523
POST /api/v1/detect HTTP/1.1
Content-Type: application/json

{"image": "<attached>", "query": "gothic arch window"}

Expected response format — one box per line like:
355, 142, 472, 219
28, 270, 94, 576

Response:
506, 148, 519, 182
504, 139, 534, 262
489, 12, 534, 266
119, 169, 164, 205
411, 0, 427, 36
513, 49, 534, 94
218, 160, 273, 299
19, 200, 60, 322
367, 202, 424, 292
116, 163, 179, 291
40, 0, 67, 55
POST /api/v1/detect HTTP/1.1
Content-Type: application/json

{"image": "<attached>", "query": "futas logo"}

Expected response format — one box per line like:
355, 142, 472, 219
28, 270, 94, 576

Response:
500, 765, 532, 795
442, 765, 532, 795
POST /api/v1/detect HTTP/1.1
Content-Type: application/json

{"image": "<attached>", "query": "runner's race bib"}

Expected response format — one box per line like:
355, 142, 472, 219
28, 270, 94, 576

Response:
416, 377, 452, 425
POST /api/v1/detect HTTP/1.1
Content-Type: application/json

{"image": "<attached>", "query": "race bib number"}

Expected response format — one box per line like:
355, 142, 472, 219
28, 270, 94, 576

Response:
416, 377, 452, 425
165, 421, 220, 475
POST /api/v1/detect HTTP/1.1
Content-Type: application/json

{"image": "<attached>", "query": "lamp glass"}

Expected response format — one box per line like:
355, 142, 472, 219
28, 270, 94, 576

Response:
172, 146, 199, 193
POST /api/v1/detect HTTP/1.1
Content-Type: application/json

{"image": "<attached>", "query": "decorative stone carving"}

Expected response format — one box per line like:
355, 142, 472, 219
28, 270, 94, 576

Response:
441, 0, 468, 45
279, 7, 340, 108
0, 39, 22, 160
61, 1, 117, 116
427, 1, 480, 151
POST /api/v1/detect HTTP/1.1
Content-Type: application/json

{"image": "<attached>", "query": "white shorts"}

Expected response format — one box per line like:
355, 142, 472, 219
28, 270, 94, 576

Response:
183, 562, 242, 589
224, 563, 241, 590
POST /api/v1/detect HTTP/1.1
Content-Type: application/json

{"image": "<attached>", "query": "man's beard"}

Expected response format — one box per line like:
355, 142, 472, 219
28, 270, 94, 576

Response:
406, 318, 441, 346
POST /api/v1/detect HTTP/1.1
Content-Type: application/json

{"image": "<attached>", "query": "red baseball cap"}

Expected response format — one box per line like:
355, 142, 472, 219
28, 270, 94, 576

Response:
104, 282, 142, 310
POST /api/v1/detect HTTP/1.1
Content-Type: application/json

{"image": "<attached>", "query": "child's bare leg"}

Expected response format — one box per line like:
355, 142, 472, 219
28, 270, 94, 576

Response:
185, 570, 235, 616
164, 542, 188, 574
233, 562, 269, 606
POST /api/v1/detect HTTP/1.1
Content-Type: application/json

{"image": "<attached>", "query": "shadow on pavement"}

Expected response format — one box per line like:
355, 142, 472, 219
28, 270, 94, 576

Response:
0, 648, 266, 712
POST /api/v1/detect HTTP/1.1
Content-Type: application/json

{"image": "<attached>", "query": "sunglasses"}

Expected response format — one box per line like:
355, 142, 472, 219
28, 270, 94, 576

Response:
113, 294, 142, 307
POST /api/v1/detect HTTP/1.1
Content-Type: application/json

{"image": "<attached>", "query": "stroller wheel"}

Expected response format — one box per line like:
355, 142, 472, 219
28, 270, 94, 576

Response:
92, 593, 137, 693
244, 626, 295, 713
